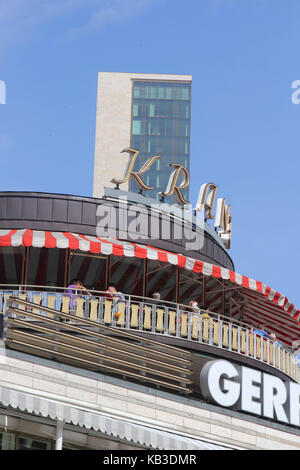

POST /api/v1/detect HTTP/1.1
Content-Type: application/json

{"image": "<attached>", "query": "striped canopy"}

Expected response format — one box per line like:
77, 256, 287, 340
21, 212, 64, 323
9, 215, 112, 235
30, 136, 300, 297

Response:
0, 229, 299, 345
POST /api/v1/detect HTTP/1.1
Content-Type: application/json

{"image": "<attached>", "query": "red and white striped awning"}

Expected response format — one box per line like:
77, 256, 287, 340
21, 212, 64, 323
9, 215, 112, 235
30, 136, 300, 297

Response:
1, 229, 299, 343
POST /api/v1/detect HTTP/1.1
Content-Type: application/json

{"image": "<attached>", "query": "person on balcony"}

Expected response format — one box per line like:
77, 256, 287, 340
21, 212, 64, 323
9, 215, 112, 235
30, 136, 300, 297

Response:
254, 323, 269, 339
188, 301, 210, 320
199, 304, 210, 319
188, 300, 200, 313
68, 280, 92, 295
151, 292, 162, 305
269, 332, 283, 349
105, 284, 125, 318
65, 280, 92, 316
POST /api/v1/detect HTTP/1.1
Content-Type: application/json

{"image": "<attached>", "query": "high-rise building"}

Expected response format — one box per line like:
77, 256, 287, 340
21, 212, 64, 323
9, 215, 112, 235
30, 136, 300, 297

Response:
93, 72, 192, 201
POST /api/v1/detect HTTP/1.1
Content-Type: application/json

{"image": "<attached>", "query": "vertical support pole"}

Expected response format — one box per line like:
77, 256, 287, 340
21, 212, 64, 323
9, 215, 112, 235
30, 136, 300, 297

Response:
202, 276, 206, 307
23, 247, 30, 290
222, 280, 225, 316
143, 259, 147, 298
106, 255, 111, 290
20, 247, 26, 289
64, 249, 70, 288
55, 419, 64, 450
175, 266, 179, 304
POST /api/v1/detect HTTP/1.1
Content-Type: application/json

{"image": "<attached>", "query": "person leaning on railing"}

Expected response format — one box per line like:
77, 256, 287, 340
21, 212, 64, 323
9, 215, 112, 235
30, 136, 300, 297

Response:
105, 283, 125, 318
66, 279, 92, 314
151, 292, 162, 306
188, 300, 210, 319
253, 326, 284, 350
253, 323, 269, 339
199, 304, 210, 319
269, 332, 283, 349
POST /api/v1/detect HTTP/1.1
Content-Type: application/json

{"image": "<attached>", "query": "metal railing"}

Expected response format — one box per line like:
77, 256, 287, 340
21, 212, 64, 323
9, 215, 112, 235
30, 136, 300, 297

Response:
0, 287, 298, 383
3, 296, 193, 395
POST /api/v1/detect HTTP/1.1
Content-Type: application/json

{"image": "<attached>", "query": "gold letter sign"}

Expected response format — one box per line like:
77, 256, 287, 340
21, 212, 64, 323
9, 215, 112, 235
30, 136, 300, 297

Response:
111, 147, 160, 191
214, 198, 232, 249
194, 183, 218, 220
160, 164, 190, 205
109, 148, 232, 249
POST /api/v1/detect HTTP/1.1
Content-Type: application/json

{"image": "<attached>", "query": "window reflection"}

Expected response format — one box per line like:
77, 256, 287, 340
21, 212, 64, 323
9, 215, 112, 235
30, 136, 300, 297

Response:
130, 80, 191, 202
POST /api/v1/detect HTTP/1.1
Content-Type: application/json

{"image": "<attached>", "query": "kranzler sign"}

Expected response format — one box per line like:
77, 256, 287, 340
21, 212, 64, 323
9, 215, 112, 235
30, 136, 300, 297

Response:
110, 147, 232, 249
200, 360, 300, 427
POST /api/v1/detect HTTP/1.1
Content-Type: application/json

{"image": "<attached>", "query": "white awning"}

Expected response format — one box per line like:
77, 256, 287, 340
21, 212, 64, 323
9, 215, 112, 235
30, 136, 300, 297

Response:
0, 385, 230, 450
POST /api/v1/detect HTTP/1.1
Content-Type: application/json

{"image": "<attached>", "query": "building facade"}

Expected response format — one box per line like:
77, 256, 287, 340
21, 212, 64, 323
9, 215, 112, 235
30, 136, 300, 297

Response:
0, 72, 300, 451
93, 72, 192, 201
0, 190, 299, 450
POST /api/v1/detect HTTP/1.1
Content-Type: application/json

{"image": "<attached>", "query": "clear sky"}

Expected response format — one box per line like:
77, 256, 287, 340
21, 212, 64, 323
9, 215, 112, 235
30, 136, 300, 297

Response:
0, 0, 299, 306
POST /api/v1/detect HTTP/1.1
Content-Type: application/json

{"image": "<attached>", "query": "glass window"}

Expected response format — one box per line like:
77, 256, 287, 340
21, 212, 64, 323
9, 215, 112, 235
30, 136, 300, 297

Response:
165, 87, 172, 99
158, 87, 164, 99
133, 103, 138, 117
150, 87, 156, 99
131, 80, 191, 203
185, 104, 190, 118
134, 86, 141, 98
18, 436, 50, 450
132, 120, 141, 135
181, 87, 190, 100
0, 431, 52, 450
0, 432, 15, 450
149, 103, 155, 117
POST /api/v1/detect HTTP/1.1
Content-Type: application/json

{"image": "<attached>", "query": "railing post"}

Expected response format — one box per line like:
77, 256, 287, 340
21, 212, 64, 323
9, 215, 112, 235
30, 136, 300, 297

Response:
187, 312, 192, 341
176, 304, 180, 338
152, 304, 156, 333
218, 319, 222, 348
99, 297, 104, 324
84, 295, 89, 320
164, 306, 168, 335
209, 318, 213, 345
41, 292, 48, 317
1, 297, 9, 343
138, 301, 143, 331
199, 315, 203, 345
246, 329, 249, 356
126, 297, 131, 329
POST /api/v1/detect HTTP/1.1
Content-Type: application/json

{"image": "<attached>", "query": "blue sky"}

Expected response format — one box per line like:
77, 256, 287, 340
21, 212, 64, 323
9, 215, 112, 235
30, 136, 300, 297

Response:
0, 0, 300, 305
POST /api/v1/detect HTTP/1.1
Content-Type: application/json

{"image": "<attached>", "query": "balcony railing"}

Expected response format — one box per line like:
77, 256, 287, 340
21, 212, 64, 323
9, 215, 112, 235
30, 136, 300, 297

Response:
0, 286, 298, 383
